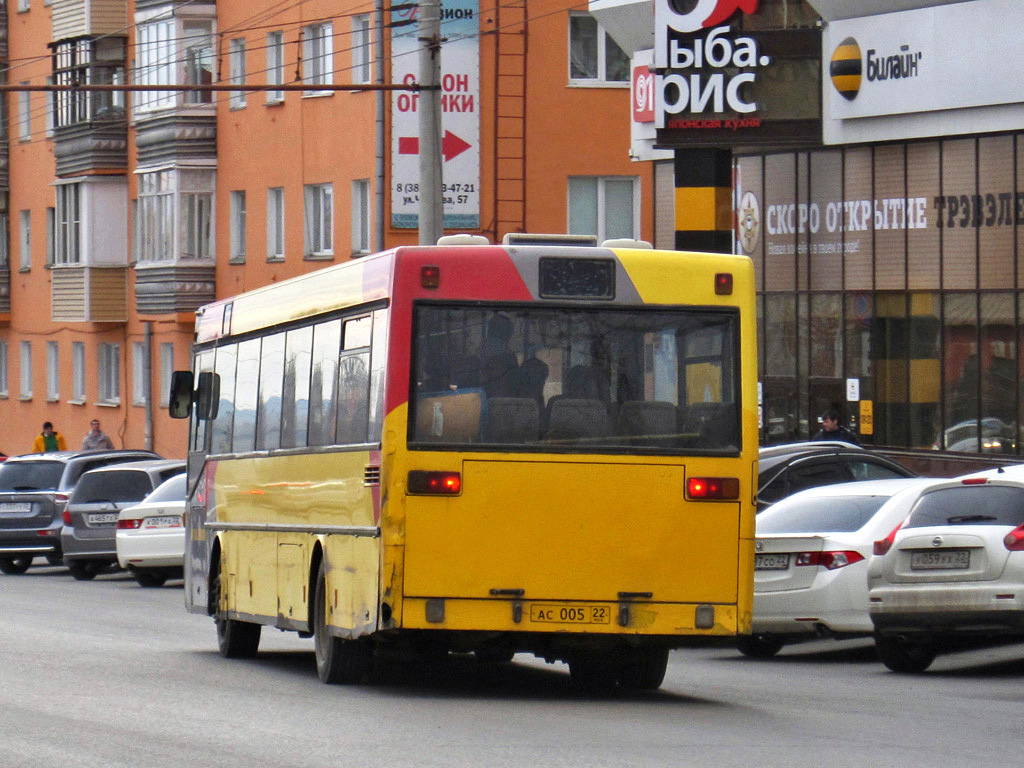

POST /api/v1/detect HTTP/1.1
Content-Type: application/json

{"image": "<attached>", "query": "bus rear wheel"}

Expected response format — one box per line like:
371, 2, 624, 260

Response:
313, 560, 371, 684
617, 647, 669, 691
212, 571, 261, 659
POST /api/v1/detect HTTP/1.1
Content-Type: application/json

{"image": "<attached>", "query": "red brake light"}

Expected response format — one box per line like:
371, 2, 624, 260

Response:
961, 477, 988, 485
408, 470, 461, 495
62, 510, 72, 526
421, 265, 441, 289
116, 519, 143, 530
794, 551, 865, 570
714, 273, 733, 295
873, 521, 905, 556
1004, 524, 1024, 551
687, 477, 739, 500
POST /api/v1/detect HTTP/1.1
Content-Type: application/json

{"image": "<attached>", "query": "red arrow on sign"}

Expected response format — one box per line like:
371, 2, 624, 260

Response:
397, 131, 472, 162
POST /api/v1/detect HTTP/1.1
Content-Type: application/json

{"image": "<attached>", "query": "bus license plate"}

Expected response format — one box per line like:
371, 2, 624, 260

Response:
910, 550, 970, 570
529, 604, 611, 625
755, 553, 790, 570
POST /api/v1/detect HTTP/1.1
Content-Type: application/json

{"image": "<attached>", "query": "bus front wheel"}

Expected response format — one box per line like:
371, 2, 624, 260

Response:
313, 560, 371, 684
212, 571, 261, 659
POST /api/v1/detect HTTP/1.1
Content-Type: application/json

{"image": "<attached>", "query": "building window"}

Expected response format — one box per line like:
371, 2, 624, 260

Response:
45, 76, 55, 136
568, 176, 639, 242
0, 214, 8, 267
568, 13, 628, 84
352, 179, 370, 255
266, 31, 284, 104
46, 341, 59, 401
159, 343, 174, 408
0, 341, 8, 397
18, 0, 29, 12
55, 183, 81, 264
45, 208, 55, 266
230, 191, 246, 262
135, 20, 175, 111
137, 170, 173, 262
302, 22, 334, 92
267, 187, 285, 260
52, 37, 126, 127
181, 169, 215, 260
304, 183, 333, 258
229, 38, 246, 109
71, 341, 85, 402
132, 342, 147, 406
20, 341, 32, 399
352, 15, 371, 85
137, 169, 214, 262
98, 343, 120, 404
19, 210, 30, 271
18, 87, 30, 140
184, 21, 214, 104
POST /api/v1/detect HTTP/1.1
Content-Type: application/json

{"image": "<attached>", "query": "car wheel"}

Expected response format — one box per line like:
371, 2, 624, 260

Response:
67, 560, 99, 581
132, 570, 167, 588
875, 637, 936, 673
617, 647, 670, 691
313, 559, 372, 684
211, 569, 261, 659
737, 634, 785, 659
0, 556, 33, 575
45, 552, 63, 566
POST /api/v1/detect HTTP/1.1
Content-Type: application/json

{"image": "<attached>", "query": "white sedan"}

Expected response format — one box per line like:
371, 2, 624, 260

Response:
741, 477, 939, 658
115, 473, 187, 587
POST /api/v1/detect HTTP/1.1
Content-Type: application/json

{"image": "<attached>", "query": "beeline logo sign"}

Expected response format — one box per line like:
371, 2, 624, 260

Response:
665, 0, 760, 33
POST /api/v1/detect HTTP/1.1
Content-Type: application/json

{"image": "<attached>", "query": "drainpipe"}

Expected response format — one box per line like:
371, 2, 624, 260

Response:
144, 321, 153, 451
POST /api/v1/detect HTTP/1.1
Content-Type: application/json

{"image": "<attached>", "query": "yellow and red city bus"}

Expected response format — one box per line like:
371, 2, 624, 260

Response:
170, 236, 758, 691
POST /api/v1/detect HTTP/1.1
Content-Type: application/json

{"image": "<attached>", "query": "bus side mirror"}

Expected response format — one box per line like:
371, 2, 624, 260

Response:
195, 371, 221, 421
168, 371, 194, 420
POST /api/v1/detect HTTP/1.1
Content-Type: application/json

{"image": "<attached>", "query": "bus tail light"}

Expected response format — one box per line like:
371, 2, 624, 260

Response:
795, 551, 864, 570
117, 519, 143, 530
686, 477, 739, 500
408, 470, 461, 495
714, 273, 733, 295
421, 265, 441, 288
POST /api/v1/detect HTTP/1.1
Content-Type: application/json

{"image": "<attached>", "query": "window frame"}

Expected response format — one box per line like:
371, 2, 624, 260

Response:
351, 179, 371, 255
71, 341, 86, 403
266, 31, 285, 104
55, 182, 81, 265
229, 190, 247, 263
352, 15, 372, 85
229, 37, 246, 110
567, 12, 629, 86
19, 340, 32, 400
267, 187, 285, 261
132, 341, 147, 406
0, 341, 9, 398
98, 342, 121, 405
567, 175, 641, 243
302, 22, 334, 94
303, 183, 334, 259
19, 210, 30, 272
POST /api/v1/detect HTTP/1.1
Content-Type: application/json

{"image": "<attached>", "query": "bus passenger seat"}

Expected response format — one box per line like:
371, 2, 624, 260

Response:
483, 398, 541, 443
618, 401, 678, 445
545, 399, 611, 442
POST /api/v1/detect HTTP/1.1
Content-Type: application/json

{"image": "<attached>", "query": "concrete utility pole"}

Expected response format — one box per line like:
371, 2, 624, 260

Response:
418, 0, 444, 245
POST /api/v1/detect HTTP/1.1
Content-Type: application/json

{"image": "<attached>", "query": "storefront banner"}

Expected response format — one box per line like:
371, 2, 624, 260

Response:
824, 0, 1024, 121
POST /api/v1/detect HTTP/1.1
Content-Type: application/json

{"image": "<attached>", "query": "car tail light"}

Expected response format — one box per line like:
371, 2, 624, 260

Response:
55, 492, 70, 504
874, 520, 906, 556
961, 477, 988, 485
408, 470, 461, 495
686, 477, 740, 500
795, 551, 865, 570
62, 510, 72, 526
116, 519, 143, 530
1004, 523, 1024, 551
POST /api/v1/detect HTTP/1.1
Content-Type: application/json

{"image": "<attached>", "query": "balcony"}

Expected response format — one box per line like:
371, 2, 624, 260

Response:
133, 263, 215, 315
51, 265, 128, 323
134, 112, 217, 166
53, 120, 128, 177
0, 265, 10, 315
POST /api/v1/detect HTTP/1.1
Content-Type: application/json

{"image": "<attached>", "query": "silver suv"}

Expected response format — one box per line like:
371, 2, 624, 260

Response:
61, 460, 185, 580
0, 450, 160, 574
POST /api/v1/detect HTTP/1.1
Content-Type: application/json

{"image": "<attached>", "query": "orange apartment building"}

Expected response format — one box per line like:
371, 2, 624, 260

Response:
0, 0, 656, 459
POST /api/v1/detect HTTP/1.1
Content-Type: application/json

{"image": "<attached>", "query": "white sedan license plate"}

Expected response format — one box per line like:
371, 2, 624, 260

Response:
755, 553, 790, 570
910, 549, 970, 570
529, 604, 611, 625
87, 513, 119, 525
0, 502, 32, 513
144, 515, 182, 529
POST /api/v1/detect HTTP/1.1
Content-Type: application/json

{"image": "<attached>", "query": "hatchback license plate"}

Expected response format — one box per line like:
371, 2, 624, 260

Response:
755, 553, 790, 570
145, 515, 182, 528
910, 549, 970, 570
0, 502, 32, 513
87, 513, 119, 525
529, 604, 611, 625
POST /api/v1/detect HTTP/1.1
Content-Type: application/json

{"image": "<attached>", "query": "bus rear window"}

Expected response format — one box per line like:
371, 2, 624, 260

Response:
410, 304, 740, 454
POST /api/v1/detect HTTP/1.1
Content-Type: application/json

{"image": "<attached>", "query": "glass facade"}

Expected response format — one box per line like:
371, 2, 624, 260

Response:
738, 133, 1024, 455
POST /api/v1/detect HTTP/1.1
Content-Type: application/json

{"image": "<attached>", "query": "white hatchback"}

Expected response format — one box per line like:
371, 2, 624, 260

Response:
868, 476, 1024, 672
115, 473, 187, 587
742, 477, 939, 658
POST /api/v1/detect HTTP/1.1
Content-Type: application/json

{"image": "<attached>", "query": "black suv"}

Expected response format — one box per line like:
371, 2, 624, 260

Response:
0, 450, 160, 574
757, 441, 916, 510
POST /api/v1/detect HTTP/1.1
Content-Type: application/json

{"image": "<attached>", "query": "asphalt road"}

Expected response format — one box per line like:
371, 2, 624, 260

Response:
2, 563, 1024, 768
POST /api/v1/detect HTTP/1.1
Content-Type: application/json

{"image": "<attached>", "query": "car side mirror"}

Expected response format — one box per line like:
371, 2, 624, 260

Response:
168, 371, 194, 420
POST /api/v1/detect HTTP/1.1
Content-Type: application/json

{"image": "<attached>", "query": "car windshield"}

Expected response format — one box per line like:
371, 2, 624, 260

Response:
0, 461, 65, 492
410, 303, 741, 454
905, 485, 1024, 528
757, 494, 890, 534
72, 471, 155, 504
144, 473, 187, 504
